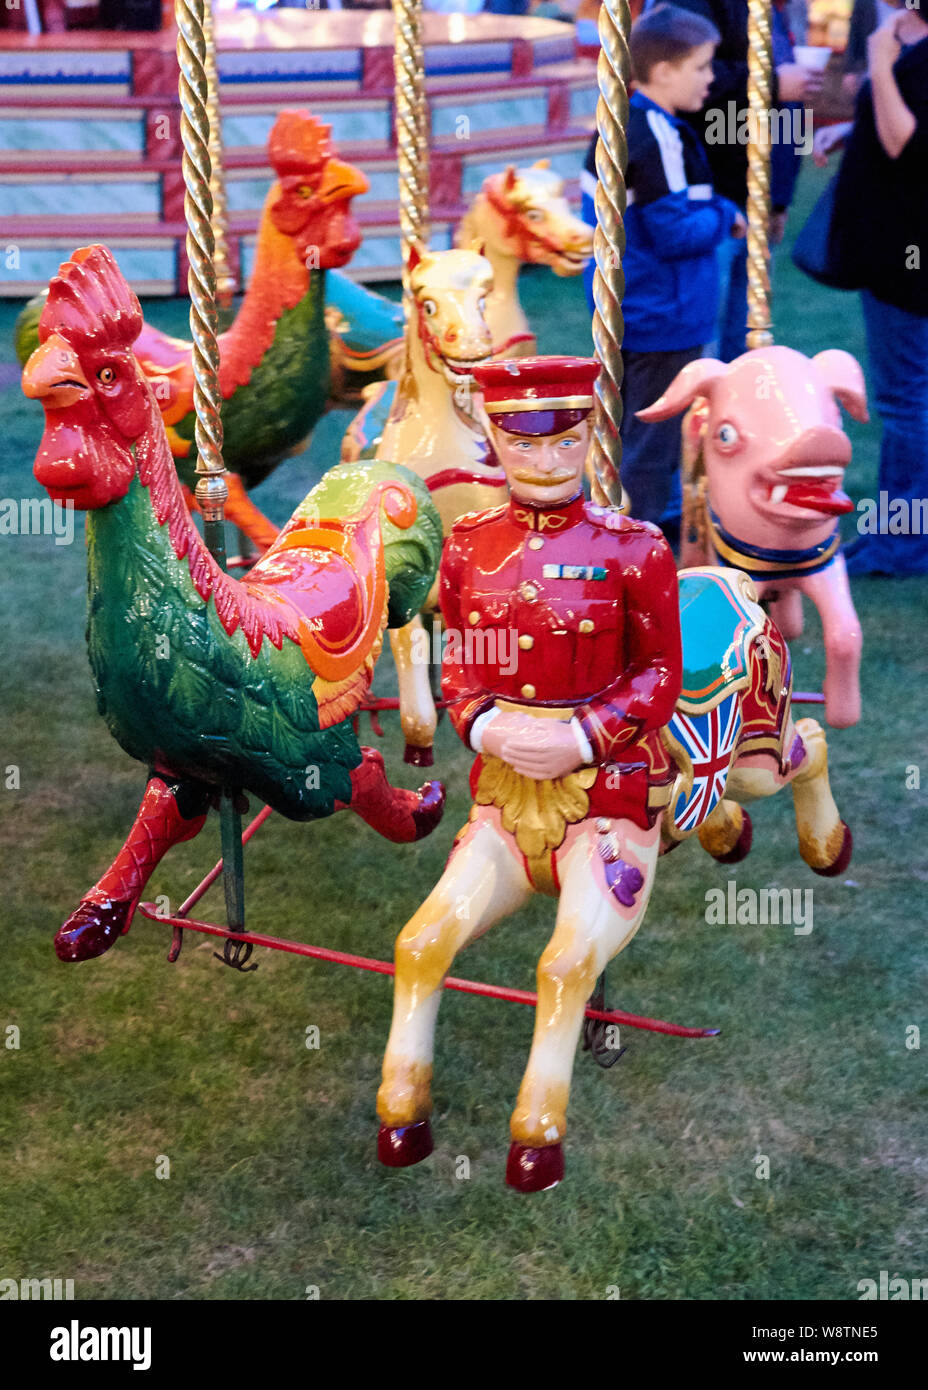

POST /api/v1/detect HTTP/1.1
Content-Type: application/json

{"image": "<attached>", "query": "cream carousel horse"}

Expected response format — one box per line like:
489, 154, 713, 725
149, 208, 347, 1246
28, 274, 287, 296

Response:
349, 243, 501, 763
455, 160, 593, 358
341, 161, 592, 467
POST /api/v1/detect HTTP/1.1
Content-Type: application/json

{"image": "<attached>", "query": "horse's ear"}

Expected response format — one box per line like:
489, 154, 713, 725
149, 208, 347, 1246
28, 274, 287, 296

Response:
532, 158, 551, 171
407, 240, 425, 275
503, 165, 518, 192
469, 238, 487, 259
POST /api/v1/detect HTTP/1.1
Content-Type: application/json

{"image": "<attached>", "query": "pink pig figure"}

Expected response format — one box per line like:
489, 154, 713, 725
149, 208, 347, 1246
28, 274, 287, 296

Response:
638, 346, 869, 729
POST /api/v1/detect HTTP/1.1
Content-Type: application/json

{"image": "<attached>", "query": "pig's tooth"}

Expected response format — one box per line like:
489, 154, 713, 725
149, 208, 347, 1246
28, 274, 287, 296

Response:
770, 484, 788, 504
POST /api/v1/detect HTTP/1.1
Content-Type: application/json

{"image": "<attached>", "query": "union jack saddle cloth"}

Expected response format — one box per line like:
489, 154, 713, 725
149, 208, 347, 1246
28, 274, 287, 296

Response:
666, 568, 772, 836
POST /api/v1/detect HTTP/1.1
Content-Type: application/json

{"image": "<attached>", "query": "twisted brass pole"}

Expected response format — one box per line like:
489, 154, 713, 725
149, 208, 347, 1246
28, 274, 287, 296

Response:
746, 0, 774, 348
175, 0, 227, 555
589, 0, 629, 511
176, 0, 244, 937
203, 0, 235, 310
393, 0, 430, 295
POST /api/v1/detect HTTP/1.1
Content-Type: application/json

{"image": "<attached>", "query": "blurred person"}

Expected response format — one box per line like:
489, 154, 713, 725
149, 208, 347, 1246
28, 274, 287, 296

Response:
581, 4, 744, 541
812, 1, 928, 576
664, 0, 825, 359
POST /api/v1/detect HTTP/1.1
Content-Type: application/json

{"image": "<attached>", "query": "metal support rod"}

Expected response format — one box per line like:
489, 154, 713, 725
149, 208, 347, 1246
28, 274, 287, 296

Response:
175, 0, 228, 551
175, 0, 243, 933
589, 0, 630, 510
746, 0, 774, 349
138, 905, 720, 1038
203, 0, 235, 310
393, 0, 430, 296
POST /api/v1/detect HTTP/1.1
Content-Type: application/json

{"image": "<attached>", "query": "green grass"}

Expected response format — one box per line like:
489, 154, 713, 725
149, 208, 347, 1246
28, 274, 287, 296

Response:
1, 163, 926, 1301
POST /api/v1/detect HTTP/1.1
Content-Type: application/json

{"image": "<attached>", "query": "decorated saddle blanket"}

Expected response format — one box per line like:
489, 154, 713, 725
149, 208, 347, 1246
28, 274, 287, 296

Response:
676, 567, 767, 715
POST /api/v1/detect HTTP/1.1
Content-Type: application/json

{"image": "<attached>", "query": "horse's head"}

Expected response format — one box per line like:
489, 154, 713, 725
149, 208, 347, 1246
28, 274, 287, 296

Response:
471, 161, 593, 276
407, 244, 494, 389
23, 245, 152, 509
268, 111, 369, 270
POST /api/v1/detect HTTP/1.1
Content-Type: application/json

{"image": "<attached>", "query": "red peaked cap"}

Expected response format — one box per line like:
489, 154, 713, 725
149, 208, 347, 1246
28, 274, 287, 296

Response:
473, 356, 600, 436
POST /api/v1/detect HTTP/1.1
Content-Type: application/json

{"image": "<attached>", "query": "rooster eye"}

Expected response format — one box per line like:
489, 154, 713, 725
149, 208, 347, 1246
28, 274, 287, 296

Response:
298, 184, 312, 200
97, 366, 116, 385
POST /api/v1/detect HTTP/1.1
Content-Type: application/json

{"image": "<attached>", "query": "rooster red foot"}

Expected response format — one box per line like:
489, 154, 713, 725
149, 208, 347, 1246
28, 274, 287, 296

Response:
342, 747, 444, 842
54, 895, 136, 963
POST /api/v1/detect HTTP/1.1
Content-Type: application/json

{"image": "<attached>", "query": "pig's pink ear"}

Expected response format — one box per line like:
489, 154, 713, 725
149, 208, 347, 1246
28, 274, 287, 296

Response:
812, 349, 869, 423
635, 358, 727, 422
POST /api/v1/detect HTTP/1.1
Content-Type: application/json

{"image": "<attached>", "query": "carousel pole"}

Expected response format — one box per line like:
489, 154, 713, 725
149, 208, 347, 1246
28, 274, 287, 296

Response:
745, 0, 774, 348
392, 0, 430, 300
175, 0, 247, 947
582, 0, 632, 1061
203, 0, 236, 311
589, 0, 630, 511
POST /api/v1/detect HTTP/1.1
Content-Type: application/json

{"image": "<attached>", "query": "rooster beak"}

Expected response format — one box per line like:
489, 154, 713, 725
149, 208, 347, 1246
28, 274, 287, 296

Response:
23, 334, 89, 407
317, 157, 369, 205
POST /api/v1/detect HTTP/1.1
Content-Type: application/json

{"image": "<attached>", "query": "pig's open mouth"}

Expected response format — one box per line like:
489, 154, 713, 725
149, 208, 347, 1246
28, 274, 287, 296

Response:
766, 465, 853, 516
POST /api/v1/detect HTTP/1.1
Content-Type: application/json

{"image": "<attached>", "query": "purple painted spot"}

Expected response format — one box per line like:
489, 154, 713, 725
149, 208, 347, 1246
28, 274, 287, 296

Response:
788, 732, 806, 773
604, 858, 644, 908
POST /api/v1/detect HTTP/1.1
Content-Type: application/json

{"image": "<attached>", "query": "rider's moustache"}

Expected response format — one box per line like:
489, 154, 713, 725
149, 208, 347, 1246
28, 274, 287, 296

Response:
512, 469, 577, 486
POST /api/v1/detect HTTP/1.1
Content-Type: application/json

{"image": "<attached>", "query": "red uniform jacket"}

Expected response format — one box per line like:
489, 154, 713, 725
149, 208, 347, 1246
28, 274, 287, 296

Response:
440, 493, 683, 830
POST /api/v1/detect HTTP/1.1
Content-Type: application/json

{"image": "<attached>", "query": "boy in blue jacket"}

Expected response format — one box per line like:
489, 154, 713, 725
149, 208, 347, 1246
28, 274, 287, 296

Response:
582, 4, 744, 539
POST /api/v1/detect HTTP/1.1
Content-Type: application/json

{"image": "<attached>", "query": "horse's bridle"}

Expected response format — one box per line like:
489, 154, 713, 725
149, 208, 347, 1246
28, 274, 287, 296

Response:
484, 183, 578, 263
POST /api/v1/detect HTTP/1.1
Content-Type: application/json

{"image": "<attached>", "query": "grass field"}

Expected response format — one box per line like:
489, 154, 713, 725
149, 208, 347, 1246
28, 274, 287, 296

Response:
1, 162, 926, 1301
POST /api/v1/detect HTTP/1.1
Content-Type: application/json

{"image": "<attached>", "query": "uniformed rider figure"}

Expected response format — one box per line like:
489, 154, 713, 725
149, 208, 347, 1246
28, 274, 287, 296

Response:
377, 356, 684, 1193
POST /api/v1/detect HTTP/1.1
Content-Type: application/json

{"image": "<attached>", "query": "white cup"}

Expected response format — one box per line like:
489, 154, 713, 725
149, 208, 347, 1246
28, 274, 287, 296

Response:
793, 45, 833, 72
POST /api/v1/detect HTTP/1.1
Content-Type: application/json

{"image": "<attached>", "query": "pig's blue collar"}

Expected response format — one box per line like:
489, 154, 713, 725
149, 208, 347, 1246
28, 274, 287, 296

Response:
707, 507, 841, 580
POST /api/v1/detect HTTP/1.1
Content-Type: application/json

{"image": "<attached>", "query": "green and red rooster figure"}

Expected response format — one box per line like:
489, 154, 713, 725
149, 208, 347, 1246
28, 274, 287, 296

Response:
23, 245, 445, 964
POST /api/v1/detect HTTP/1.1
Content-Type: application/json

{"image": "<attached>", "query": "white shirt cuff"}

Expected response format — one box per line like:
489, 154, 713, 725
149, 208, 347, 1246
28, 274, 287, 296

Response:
571, 717, 595, 764
470, 707, 501, 753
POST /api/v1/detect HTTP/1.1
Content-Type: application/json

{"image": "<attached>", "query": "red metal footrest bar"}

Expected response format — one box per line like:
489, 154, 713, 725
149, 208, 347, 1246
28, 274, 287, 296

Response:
136, 903, 720, 1039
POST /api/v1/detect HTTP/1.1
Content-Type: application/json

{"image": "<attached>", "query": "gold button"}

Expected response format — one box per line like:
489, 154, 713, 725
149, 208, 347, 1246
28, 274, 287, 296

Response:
579, 619, 594, 634
468, 610, 480, 625
520, 582, 538, 602
518, 634, 534, 650
528, 537, 544, 550
521, 683, 536, 699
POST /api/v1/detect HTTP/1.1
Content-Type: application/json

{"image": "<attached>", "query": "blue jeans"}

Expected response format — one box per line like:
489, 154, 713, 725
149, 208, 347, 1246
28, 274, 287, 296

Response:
847, 292, 928, 575
712, 235, 748, 364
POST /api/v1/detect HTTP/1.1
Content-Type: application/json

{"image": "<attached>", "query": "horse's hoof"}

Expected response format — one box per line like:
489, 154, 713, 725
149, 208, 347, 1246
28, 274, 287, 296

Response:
812, 822, 853, 877
404, 743, 434, 768
412, 780, 445, 840
505, 1141, 564, 1194
378, 1119, 433, 1168
54, 898, 134, 962
714, 810, 753, 864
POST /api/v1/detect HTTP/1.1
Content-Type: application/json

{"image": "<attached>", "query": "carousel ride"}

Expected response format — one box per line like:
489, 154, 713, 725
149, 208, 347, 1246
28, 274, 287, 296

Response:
21, 0, 862, 1193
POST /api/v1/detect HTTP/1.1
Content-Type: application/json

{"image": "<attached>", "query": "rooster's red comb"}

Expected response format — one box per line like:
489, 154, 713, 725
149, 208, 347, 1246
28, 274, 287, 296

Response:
268, 110, 333, 179
40, 245, 143, 353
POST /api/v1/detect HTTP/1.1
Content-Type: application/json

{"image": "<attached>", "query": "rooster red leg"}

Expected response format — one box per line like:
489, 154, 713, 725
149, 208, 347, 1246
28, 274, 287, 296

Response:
335, 747, 444, 843
55, 773, 211, 963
